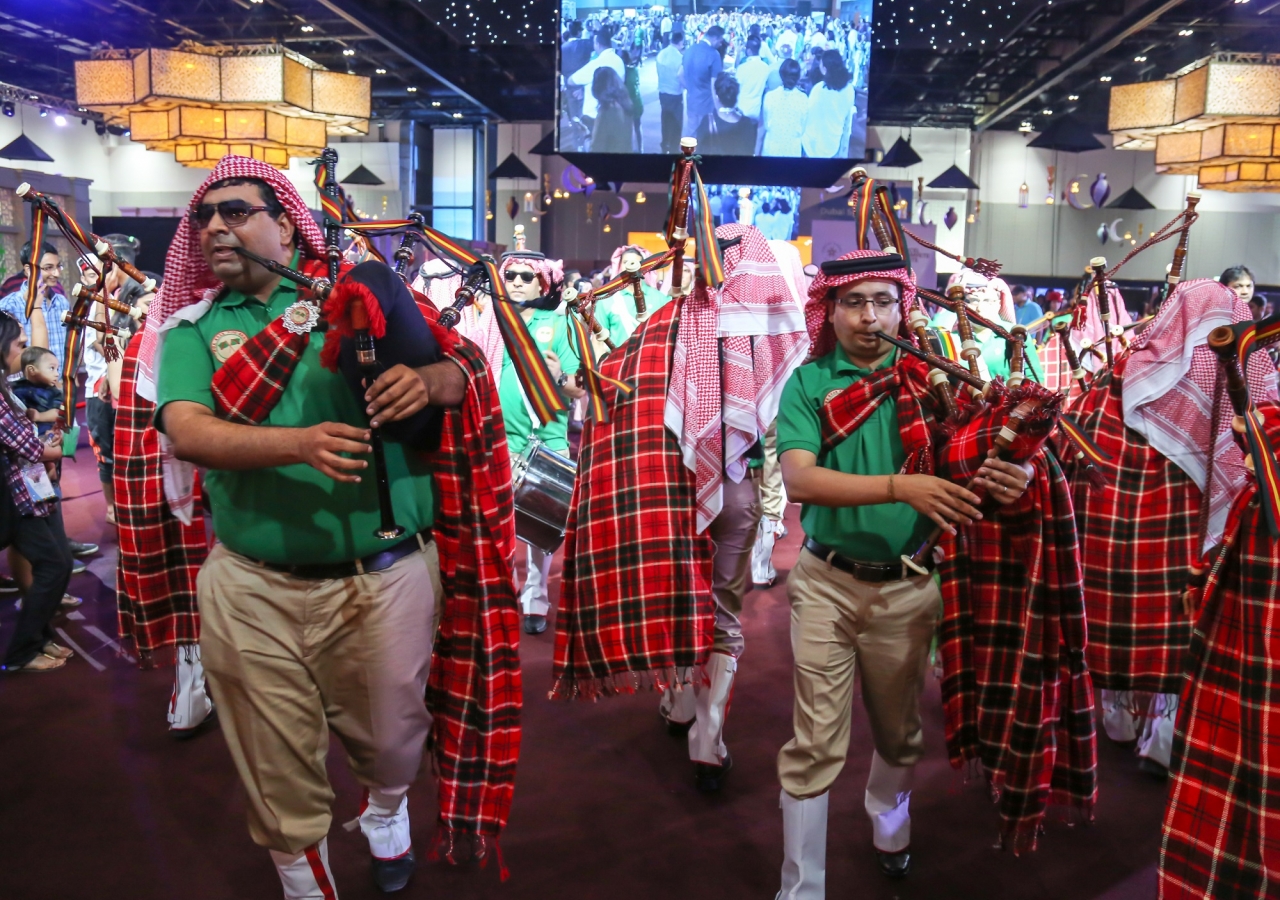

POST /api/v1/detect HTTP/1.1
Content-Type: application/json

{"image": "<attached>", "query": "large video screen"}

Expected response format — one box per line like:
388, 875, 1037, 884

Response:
557, 1, 872, 159
705, 184, 801, 240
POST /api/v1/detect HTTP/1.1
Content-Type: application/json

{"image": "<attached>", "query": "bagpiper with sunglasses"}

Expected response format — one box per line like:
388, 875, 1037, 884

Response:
496, 246, 586, 634
134, 156, 500, 899
773, 250, 1042, 894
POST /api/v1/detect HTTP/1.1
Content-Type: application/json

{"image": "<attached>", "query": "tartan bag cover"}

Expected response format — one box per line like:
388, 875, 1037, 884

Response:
115, 331, 209, 659
1159, 399, 1280, 900
818, 353, 937, 466
938, 382, 1098, 852
551, 299, 715, 699
418, 303, 524, 863
1067, 360, 1196, 696
209, 257, 336, 424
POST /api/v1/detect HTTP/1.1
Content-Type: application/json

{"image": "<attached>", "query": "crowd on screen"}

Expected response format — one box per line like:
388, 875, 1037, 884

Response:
559, 8, 871, 158
706, 185, 801, 241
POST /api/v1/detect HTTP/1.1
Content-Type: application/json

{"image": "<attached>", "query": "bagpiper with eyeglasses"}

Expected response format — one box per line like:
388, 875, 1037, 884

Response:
495, 245, 587, 634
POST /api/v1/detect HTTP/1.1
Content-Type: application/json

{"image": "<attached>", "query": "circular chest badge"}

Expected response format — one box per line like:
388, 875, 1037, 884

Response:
824, 389, 844, 405
211, 330, 248, 364
535, 325, 554, 344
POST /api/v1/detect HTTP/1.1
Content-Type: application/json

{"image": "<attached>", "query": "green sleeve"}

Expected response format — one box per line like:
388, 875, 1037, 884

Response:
775, 368, 821, 456
155, 321, 216, 431
554, 313, 580, 374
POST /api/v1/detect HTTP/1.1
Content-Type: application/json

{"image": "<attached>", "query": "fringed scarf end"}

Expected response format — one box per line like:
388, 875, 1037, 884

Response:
427, 825, 509, 881
548, 664, 702, 702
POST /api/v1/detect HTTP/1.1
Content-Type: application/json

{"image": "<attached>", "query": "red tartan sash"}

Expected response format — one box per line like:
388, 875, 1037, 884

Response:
818, 354, 937, 470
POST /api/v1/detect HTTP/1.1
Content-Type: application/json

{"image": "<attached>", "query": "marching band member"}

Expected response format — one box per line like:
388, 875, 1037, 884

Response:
553, 223, 809, 794
940, 268, 1045, 382
496, 247, 585, 634
138, 156, 521, 899
593, 244, 671, 347
1068, 279, 1276, 777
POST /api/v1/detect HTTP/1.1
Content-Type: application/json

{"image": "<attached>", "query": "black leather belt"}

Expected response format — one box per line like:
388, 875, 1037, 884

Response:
247, 530, 431, 580
803, 537, 933, 583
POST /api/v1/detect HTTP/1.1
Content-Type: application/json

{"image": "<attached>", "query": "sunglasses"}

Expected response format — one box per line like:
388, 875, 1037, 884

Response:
193, 200, 275, 229
503, 270, 538, 285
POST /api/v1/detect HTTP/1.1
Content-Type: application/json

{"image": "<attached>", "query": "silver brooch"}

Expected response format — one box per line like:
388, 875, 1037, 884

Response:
281, 300, 320, 335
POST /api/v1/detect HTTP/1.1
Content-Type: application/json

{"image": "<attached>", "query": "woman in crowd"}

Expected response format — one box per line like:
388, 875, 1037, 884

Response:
0, 312, 73, 673
757, 58, 806, 157
802, 50, 855, 159
697, 71, 758, 156
590, 67, 635, 153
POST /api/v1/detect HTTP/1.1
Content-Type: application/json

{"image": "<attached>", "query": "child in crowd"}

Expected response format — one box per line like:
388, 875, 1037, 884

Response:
12, 347, 62, 438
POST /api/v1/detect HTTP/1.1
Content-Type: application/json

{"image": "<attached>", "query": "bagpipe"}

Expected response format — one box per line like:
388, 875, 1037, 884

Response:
15, 182, 152, 428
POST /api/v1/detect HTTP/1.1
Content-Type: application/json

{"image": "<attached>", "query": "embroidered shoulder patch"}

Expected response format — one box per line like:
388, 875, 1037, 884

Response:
211, 330, 248, 364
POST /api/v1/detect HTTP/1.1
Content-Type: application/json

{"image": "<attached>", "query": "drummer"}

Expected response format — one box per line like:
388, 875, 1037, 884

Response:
498, 247, 586, 635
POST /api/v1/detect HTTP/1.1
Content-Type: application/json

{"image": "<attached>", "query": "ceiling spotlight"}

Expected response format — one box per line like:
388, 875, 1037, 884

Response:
1019, 120, 1032, 132
1042, 108, 1053, 115
54, 115, 66, 126
375, 68, 387, 74
452, 111, 463, 119
300, 24, 315, 32
1134, 55, 1147, 62
407, 86, 418, 92
1068, 94, 1080, 101
2, 102, 13, 117
342, 48, 355, 56
39, 108, 48, 117
94, 121, 106, 135
1100, 75, 1113, 82
1178, 28, 1194, 36
431, 100, 441, 107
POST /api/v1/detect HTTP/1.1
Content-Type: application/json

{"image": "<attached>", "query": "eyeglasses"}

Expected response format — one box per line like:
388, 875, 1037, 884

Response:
193, 200, 275, 230
503, 270, 537, 285
38, 263, 63, 273
834, 296, 898, 312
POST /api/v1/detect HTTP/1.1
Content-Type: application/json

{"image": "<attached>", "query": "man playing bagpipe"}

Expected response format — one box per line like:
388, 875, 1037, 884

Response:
1160, 372, 1280, 899
137, 156, 521, 898
935, 267, 1045, 383
1066, 279, 1276, 779
592, 244, 673, 347
551, 223, 808, 793
1039, 270, 1133, 400
495, 247, 586, 634
773, 249, 1096, 897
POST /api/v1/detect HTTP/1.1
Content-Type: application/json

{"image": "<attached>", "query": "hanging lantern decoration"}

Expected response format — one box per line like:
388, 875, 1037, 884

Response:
523, 191, 534, 212
1046, 165, 1056, 204
1090, 172, 1112, 207
1097, 222, 1109, 245
1066, 178, 1093, 210
635, 191, 647, 203
585, 201, 593, 222
944, 207, 959, 230
1018, 182, 1029, 208
506, 196, 519, 220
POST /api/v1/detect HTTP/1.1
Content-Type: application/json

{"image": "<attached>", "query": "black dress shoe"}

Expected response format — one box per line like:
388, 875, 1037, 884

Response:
876, 848, 911, 879
694, 751, 733, 793
68, 540, 99, 557
170, 706, 219, 741
523, 614, 547, 635
1138, 757, 1169, 780
371, 848, 416, 893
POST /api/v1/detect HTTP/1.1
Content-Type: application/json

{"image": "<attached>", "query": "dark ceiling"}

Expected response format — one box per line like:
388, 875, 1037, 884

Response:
1, 0, 1279, 134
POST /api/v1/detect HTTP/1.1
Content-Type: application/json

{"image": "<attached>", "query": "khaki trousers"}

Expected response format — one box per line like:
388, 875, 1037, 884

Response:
760, 423, 786, 522
778, 548, 940, 799
198, 541, 439, 855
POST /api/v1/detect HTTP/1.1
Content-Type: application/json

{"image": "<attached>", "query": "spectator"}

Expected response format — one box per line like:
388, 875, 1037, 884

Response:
1220, 265, 1260, 315
758, 58, 806, 157
682, 24, 725, 137
696, 71, 758, 156
801, 50, 855, 158
0, 312, 73, 673
0, 240, 65, 375
657, 32, 686, 153
623, 49, 645, 152
1012, 284, 1044, 327
561, 20, 593, 77
736, 36, 771, 122
590, 67, 635, 153
12, 348, 61, 438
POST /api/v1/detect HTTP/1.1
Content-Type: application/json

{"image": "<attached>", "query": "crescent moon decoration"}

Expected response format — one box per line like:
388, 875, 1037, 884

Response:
609, 196, 631, 220
917, 201, 931, 226
1109, 217, 1125, 243
1066, 179, 1093, 210
562, 165, 588, 193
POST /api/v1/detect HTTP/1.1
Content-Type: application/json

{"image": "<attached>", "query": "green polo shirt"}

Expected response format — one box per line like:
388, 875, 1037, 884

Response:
155, 269, 436, 566
776, 347, 932, 563
499, 307, 580, 456
594, 283, 672, 347
978, 327, 1045, 382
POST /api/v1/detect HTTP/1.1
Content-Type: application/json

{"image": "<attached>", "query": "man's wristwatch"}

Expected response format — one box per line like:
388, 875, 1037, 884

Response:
556, 371, 570, 387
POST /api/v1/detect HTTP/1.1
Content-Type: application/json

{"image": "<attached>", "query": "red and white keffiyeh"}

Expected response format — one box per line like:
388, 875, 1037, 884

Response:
414, 258, 505, 375
499, 251, 564, 297
1123, 278, 1278, 549
769, 239, 808, 314
804, 248, 918, 360
665, 224, 809, 532
136, 156, 326, 402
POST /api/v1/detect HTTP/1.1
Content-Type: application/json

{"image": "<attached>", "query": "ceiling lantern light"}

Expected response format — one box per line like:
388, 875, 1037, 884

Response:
75, 42, 371, 168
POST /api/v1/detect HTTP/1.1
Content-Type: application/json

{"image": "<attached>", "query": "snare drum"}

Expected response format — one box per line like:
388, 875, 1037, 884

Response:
512, 440, 577, 554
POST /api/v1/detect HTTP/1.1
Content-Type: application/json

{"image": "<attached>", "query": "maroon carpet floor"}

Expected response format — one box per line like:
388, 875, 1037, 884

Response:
0, 445, 1169, 899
